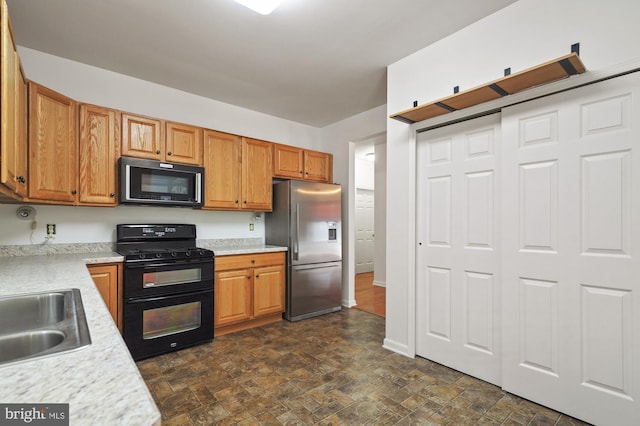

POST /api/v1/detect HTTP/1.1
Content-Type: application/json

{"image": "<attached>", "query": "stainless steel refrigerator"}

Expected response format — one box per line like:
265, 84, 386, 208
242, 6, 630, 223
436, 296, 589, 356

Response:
266, 180, 342, 321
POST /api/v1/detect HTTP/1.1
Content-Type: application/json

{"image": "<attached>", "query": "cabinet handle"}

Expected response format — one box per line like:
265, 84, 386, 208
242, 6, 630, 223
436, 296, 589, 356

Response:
167, 151, 172, 156
71, 190, 77, 195
16, 176, 25, 184
155, 150, 161, 154
109, 193, 115, 197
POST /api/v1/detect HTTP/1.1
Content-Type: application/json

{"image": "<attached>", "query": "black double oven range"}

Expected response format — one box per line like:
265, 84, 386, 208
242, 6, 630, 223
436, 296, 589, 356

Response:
116, 224, 214, 361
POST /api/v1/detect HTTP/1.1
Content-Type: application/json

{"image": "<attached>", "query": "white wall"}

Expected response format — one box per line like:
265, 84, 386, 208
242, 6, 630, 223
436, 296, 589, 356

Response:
321, 106, 387, 307
385, 0, 640, 356
373, 143, 386, 287
355, 159, 374, 190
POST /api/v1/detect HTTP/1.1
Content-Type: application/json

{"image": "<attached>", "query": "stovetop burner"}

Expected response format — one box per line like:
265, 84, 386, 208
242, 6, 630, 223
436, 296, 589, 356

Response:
116, 224, 214, 262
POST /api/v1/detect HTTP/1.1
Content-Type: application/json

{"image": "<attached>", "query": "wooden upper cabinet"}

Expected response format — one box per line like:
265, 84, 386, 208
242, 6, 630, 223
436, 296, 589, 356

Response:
0, 0, 27, 198
242, 137, 273, 211
166, 121, 203, 166
203, 132, 273, 211
79, 104, 120, 205
304, 149, 332, 182
273, 144, 332, 183
203, 130, 242, 209
273, 144, 304, 179
28, 82, 78, 203
122, 113, 202, 165
121, 113, 164, 161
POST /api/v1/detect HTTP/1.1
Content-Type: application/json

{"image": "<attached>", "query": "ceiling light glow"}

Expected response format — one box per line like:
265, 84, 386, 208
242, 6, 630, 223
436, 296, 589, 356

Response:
232, 0, 282, 15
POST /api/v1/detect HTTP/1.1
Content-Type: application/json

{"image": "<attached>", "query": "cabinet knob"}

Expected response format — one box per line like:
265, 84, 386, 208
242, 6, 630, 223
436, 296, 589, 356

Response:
235, 200, 239, 204
110, 192, 115, 197
156, 150, 161, 154
167, 151, 172, 156
244, 200, 247, 204
251, 259, 255, 264
255, 274, 260, 278
71, 190, 77, 195
16, 176, 25, 184
246, 275, 251, 279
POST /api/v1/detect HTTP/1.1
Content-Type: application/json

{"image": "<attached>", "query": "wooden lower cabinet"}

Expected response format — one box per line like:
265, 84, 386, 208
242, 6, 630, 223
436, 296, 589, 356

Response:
214, 252, 285, 336
87, 263, 122, 333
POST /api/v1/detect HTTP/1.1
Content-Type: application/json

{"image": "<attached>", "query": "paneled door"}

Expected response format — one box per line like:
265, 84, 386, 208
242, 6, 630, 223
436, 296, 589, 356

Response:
355, 188, 375, 273
416, 114, 502, 385
501, 72, 640, 425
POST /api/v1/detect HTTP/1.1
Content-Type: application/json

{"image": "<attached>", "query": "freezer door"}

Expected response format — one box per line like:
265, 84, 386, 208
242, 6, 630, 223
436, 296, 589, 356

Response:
288, 262, 342, 321
290, 181, 342, 265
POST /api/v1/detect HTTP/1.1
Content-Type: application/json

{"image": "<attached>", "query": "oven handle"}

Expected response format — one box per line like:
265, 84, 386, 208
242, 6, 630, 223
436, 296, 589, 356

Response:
124, 259, 212, 269
126, 288, 213, 304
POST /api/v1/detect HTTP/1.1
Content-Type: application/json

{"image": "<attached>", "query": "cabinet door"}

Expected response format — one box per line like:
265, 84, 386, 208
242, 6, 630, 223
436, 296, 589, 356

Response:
0, 9, 27, 197
242, 138, 273, 211
79, 104, 120, 205
88, 264, 119, 327
28, 82, 78, 203
253, 264, 285, 317
203, 130, 241, 209
166, 121, 203, 166
121, 113, 164, 161
215, 269, 252, 326
273, 144, 303, 179
304, 149, 332, 182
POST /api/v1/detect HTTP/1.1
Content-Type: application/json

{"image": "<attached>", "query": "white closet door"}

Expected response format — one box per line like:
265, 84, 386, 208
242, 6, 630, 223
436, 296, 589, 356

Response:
501, 72, 640, 425
416, 114, 502, 385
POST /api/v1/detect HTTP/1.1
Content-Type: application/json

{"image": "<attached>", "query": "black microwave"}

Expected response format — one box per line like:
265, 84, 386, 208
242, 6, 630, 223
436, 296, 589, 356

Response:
119, 156, 204, 208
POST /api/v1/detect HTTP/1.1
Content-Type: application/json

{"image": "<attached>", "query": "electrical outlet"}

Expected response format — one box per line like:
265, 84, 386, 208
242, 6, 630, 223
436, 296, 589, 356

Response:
46, 224, 56, 239
249, 223, 254, 231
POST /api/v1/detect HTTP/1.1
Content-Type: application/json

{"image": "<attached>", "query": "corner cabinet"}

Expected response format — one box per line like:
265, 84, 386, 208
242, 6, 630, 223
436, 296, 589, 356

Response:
273, 144, 332, 183
28, 82, 78, 203
0, 0, 27, 199
214, 252, 285, 336
87, 263, 122, 333
78, 104, 120, 205
203, 130, 273, 211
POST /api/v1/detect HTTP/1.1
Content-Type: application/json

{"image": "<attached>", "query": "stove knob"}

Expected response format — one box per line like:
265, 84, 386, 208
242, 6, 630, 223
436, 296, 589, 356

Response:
197, 250, 205, 256
171, 251, 177, 258
138, 253, 146, 259
155, 252, 162, 258
185, 251, 192, 257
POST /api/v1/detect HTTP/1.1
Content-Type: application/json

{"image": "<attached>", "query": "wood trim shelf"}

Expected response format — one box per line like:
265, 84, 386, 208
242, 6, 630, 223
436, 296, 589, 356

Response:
390, 53, 586, 124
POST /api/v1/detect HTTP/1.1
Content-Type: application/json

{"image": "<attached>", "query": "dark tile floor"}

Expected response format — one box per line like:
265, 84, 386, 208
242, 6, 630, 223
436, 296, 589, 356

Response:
137, 309, 590, 425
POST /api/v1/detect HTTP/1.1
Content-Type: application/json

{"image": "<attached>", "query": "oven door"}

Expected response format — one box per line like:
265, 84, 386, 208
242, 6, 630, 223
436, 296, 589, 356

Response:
123, 289, 214, 360
123, 258, 214, 299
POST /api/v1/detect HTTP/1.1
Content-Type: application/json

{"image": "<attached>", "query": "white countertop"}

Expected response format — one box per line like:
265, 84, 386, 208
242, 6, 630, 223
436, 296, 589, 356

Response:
0, 252, 160, 426
208, 244, 288, 256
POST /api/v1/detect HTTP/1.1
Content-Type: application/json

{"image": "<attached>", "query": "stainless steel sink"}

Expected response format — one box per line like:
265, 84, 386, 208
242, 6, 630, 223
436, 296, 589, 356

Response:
0, 289, 91, 366
0, 292, 65, 334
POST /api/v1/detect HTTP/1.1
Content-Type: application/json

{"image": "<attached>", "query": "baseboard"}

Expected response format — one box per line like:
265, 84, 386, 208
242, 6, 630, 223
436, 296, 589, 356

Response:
373, 280, 386, 287
343, 298, 357, 308
383, 338, 412, 358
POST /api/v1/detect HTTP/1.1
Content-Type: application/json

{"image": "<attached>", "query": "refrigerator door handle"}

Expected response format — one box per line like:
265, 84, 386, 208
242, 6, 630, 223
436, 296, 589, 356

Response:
293, 203, 300, 261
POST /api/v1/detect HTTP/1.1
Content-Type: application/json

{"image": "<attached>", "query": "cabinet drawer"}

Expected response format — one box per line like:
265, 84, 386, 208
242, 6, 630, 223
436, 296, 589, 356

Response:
215, 252, 285, 271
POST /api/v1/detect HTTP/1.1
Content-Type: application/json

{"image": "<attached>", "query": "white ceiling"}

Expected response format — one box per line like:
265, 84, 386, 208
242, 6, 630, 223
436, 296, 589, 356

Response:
6, 0, 516, 127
